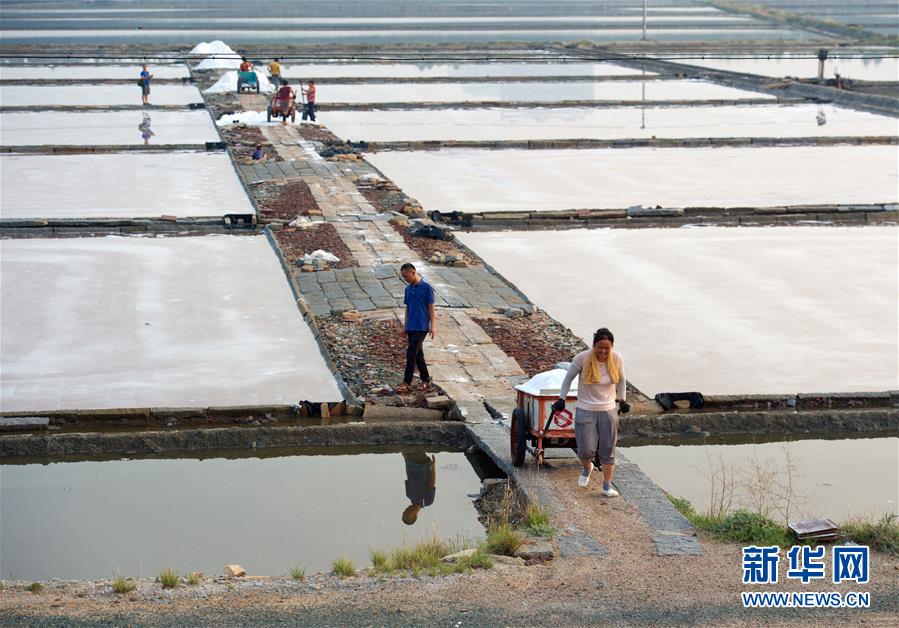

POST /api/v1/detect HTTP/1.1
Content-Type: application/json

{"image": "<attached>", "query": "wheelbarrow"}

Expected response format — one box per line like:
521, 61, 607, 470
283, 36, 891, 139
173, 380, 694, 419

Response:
511, 368, 586, 467
237, 71, 260, 93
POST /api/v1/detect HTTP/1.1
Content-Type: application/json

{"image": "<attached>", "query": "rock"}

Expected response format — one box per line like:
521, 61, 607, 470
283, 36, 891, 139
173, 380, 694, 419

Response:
504, 307, 524, 319
515, 538, 555, 563
342, 311, 361, 321
489, 554, 526, 566
363, 405, 443, 423
300, 265, 315, 272
0, 416, 50, 432
440, 548, 478, 563
224, 565, 246, 578
482, 478, 508, 491
451, 259, 469, 267
426, 395, 452, 410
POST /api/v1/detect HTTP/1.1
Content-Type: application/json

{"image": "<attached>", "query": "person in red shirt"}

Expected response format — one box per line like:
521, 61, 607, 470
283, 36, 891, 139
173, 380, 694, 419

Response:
301, 80, 316, 122
275, 80, 295, 124
239, 57, 252, 72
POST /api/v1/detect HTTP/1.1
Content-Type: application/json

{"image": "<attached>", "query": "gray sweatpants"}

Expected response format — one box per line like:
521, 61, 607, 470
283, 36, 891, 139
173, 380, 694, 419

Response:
574, 407, 619, 465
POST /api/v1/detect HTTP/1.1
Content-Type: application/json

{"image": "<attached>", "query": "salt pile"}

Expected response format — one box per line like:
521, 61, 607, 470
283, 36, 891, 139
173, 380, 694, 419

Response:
192, 40, 241, 70
515, 369, 578, 396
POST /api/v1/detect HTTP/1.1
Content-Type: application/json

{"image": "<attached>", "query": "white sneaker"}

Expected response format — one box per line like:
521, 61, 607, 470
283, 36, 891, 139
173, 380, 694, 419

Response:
601, 485, 619, 498
578, 463, 594, 488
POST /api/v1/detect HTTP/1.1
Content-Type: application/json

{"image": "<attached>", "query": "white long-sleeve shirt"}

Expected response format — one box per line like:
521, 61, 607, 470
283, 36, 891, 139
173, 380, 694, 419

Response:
559, 349, 626, 412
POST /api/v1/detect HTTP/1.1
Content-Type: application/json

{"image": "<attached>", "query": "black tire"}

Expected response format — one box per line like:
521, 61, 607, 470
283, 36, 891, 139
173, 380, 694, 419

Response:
237, 79, 243, 93
266, 106, 272, 123
255, 82, 260, 93
511, 408, 528, 467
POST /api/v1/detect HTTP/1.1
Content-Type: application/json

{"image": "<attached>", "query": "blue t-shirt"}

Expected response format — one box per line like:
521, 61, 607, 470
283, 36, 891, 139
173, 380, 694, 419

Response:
404, 278, 434, 332
140, 70, 150, 83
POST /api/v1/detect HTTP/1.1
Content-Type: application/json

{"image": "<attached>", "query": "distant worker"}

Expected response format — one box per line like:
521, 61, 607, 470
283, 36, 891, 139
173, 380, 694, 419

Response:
138, 64, 153, 106
554, 327, 629, 497
239, 57, 253, 72
268, 58, 282, 86
401, 452, 436, 525
275, 79, 295, 125
251, 144, 264, 160
301, 80, 316, 122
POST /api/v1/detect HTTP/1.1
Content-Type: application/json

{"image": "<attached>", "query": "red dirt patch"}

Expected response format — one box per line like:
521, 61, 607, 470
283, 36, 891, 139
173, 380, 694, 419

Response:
472, 311, 587, 378
220, 125, 278, 161
255, 180, 319, 220
274, 223, 356, 269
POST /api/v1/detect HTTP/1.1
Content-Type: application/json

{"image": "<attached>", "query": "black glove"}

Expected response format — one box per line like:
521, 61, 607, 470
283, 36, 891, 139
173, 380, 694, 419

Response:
618, 401, 631, 414
552, 398, 566, 412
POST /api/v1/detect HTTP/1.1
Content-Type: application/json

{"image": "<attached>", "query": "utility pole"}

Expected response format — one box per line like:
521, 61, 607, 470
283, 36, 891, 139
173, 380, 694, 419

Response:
641, 0, 648, 41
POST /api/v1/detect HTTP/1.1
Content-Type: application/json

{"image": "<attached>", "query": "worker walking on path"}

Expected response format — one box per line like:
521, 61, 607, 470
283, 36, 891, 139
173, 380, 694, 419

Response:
555, 327, 630, 497
268, 58, 282, 85
301, 80, 316, 122
396, 262, 435, 394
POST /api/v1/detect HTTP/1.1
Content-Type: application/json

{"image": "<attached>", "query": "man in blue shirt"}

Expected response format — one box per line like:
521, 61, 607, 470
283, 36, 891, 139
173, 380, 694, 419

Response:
397, 262, 435, 393
139, 65, 153, 106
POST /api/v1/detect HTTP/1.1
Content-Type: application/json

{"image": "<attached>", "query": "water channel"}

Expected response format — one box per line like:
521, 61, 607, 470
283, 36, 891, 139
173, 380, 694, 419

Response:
0, 446, 494, 581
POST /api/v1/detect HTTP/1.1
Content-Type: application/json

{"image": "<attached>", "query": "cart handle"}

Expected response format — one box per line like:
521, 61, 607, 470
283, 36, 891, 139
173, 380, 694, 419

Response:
541, 408, 557, 438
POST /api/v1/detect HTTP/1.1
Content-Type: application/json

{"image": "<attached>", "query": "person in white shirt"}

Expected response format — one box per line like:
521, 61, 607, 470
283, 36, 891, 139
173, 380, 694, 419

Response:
555, 327, 630, 497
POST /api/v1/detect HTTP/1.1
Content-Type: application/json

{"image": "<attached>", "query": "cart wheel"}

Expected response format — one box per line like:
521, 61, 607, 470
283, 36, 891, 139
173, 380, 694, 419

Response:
291, 110, 296, 123
237, 80, 243, 93
511, 408, 527, 467
266, 106, 272, 123
255, 82, 260, 93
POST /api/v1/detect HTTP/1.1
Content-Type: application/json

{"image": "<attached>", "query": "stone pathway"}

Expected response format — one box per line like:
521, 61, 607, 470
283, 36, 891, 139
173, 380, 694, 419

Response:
244, 124, 529, 412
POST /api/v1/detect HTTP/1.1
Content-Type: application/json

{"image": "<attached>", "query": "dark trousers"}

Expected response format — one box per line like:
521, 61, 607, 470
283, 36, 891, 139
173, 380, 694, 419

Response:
404, 331, 430, 385
302, 101, 316, 121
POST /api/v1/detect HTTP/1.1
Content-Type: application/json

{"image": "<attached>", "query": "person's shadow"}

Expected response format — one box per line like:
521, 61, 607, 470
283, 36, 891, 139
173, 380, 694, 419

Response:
402, 452, 436, 525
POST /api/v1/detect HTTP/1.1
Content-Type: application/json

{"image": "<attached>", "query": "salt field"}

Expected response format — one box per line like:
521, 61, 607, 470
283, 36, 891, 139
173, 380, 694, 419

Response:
0, 110, 221, 146
0, 84, 203, 108
621, 436, 899, 520
311, 80, 771, 105
0, 63, 190, 80
0, 235, 343, 412
0, 152, 253, 219
281, 61, 652, 79
0, 28, 810, 45
456, 227, 898, 396
367, 145, 899, 212
327, 103, 898, 143
667, 55, 899, 82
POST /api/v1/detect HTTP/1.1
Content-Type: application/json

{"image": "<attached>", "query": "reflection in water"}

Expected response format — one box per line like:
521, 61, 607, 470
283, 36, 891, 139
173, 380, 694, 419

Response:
402, 452, 436, 525
816, 108, 827, 126
138, 112, 154, 144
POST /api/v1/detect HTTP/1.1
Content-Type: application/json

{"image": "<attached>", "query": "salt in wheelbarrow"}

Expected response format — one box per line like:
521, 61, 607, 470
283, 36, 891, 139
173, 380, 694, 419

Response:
511, 368, 583, 467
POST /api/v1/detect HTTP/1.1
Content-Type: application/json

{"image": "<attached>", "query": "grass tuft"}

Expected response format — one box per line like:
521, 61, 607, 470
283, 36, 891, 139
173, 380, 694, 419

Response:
368, 548, 389, 574
111, 574, 136, 594
486, 522, 526, 556
523, 502, 557, 539
288, 566, 306, 580
669, 495, 792, 547
841, 513, 899, 555
158, 568, 180, 589
26, 582, 43, 593
331, 557, 356, 578
186, 572, 202, 586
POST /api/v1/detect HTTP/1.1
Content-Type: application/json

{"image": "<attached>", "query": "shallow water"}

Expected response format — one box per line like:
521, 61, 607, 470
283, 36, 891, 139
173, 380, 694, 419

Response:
281, 61, 651, 79
320, 79, 770, 104
619, 436, 899, 521
0, 447, 487, 580
457, 227, 898, 396
0, 64, 190, 80
0, 235, 342, 411
666, 55, 899, 82
0, 110, 221, 146
0, 84, 203, 108
366, 144, 899, 212
326, 103, 898, 142
0, 151, 252, 219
